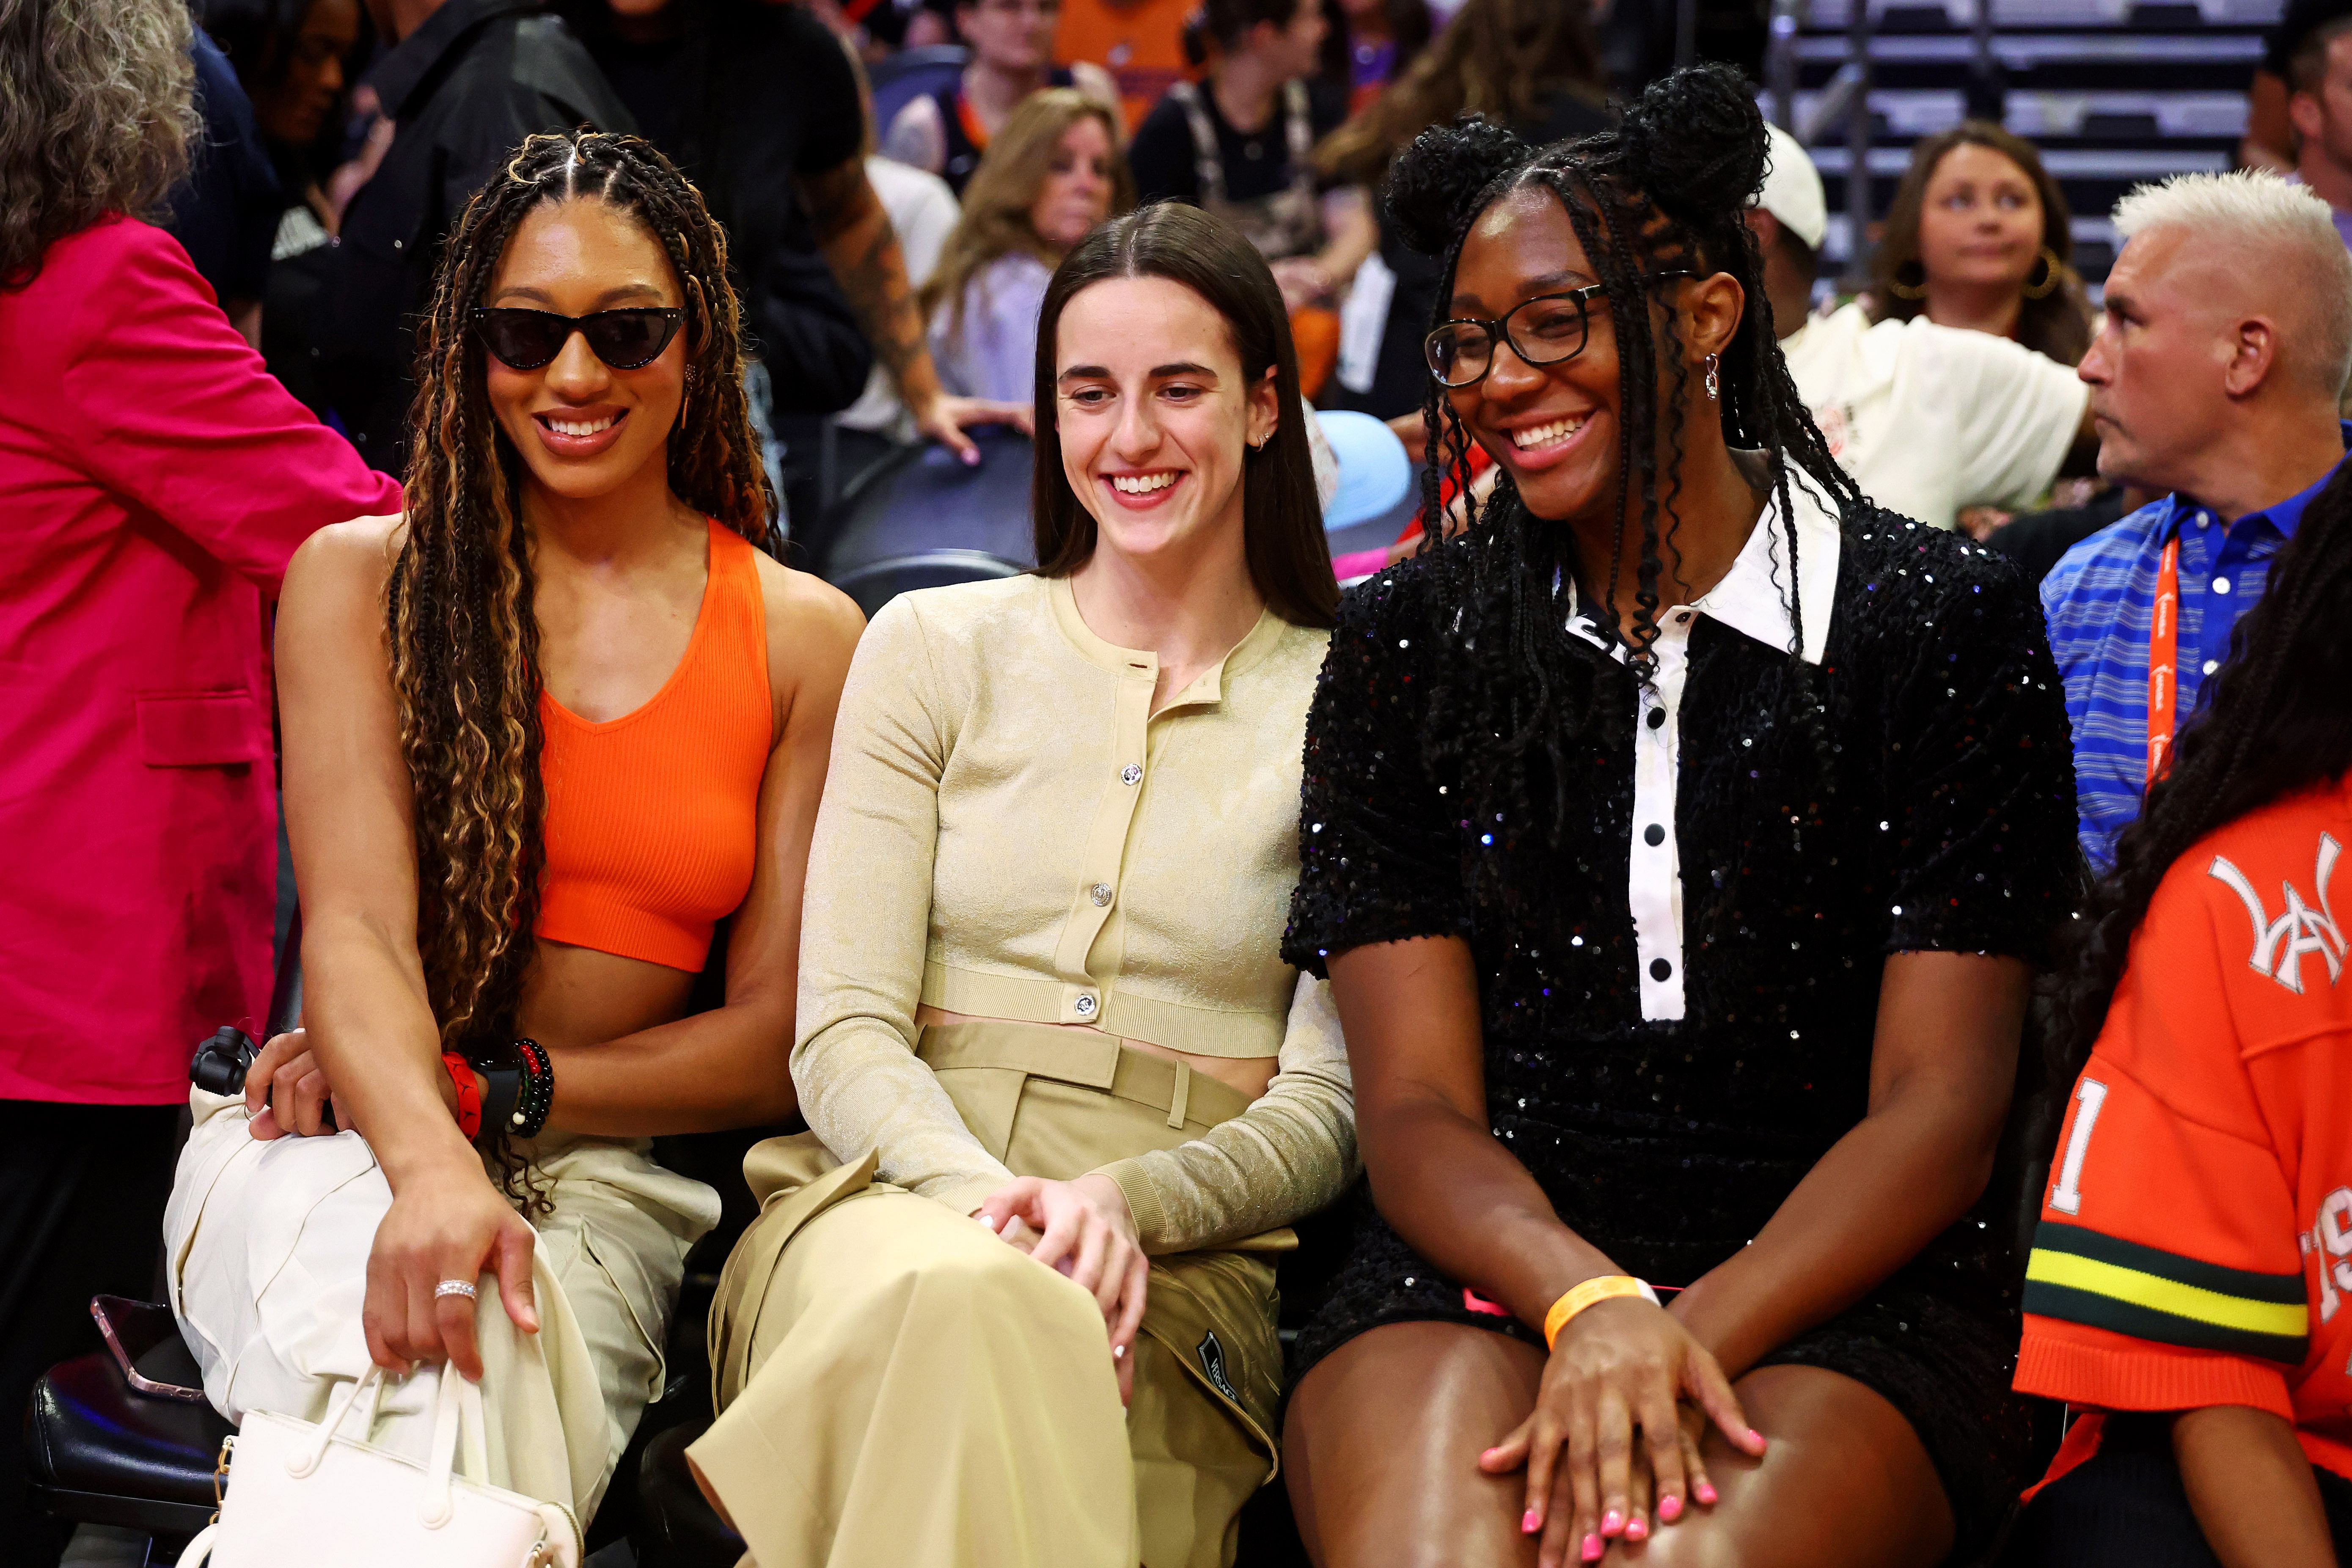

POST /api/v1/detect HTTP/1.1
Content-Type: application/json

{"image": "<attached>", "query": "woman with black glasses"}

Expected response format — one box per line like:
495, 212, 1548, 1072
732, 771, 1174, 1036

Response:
162, 130, 860, 1528
1276, 69, 2080, 1568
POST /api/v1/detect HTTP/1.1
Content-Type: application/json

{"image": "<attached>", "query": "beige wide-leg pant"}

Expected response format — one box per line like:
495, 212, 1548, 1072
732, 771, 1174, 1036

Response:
163, 1089, 721, 1522
690, 1022, 1290, 1568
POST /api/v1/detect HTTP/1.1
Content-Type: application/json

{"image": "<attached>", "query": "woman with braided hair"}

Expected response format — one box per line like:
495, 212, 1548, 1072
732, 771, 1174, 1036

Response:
1278, 66, 2080, 1567
162, 129, 861, 1524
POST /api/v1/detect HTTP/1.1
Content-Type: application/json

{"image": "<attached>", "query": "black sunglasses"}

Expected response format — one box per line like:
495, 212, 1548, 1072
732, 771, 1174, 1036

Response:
471, 307, 685, 371
1424, 272, 1698, 388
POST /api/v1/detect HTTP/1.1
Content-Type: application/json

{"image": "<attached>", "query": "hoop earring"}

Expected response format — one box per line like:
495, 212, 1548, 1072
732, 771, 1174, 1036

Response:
1703, 352, 1721, 402
1887, 260, 1928, 302
2021, 245, 2063, 301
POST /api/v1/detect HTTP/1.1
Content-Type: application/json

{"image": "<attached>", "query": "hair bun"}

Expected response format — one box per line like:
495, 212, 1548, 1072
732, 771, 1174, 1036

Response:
1617, 63, 1768, 223
1383, 115, 1532, 256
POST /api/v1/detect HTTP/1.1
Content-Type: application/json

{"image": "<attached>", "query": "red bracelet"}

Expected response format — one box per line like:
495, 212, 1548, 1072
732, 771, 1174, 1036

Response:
442, 1052, 481, 1140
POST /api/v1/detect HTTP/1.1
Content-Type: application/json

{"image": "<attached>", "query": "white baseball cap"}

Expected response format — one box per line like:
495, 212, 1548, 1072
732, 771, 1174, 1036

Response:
1755, 121, 1828, 254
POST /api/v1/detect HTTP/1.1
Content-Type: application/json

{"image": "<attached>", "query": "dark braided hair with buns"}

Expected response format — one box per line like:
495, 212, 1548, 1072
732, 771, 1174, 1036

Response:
392, 129, 770, 1209
1388, 66, 1858, 925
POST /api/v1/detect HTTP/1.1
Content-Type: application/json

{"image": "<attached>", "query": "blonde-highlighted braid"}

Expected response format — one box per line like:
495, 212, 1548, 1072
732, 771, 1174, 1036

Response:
389, 130, 770, 1208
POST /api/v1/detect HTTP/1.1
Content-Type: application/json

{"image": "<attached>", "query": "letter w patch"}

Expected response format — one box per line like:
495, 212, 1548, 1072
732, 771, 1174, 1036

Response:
2209, 832, 2346, 994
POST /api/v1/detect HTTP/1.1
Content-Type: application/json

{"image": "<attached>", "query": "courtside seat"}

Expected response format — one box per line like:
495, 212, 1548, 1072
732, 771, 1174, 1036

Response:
26, 1298, 229, 1546
635, 1425, 743, 1568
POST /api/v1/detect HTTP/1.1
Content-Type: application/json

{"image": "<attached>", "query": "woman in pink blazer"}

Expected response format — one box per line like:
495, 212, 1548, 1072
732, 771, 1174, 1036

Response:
0, 0, 399, 1552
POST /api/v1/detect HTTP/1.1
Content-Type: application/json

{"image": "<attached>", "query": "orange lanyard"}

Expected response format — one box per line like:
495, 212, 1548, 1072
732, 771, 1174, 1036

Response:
2146, 535, 2181, 785
956, 90, 991, 156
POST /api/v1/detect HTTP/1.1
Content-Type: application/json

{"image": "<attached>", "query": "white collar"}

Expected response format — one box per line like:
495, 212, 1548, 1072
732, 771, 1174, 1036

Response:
1563, 466, 1842, 665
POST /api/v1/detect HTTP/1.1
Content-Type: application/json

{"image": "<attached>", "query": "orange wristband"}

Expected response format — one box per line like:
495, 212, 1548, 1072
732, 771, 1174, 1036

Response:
1542, 1275, 1661, 1350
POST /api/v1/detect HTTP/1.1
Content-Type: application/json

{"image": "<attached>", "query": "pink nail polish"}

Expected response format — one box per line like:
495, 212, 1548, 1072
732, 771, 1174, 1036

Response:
1625, 1516, 1649, 1543
1657, 1494, 1683, 1522
1695, 1481, 1718, 1506
1747, 1428, 1767, 1449
1601, 1508, 1625, 1535
1580, 1533, 1604, 1563
1522, 1509, 1542, 1535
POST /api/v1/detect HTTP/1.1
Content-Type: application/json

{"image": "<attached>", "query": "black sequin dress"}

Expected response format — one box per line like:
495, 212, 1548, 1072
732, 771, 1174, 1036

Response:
1281, 498, 2081, 1556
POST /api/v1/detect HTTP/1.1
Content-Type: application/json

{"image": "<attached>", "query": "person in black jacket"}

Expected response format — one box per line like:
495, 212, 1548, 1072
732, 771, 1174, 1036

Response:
162, 31, 284, 346
318, 0, 637, 472
567, 0, 1028, 474
565, 0, 869, 423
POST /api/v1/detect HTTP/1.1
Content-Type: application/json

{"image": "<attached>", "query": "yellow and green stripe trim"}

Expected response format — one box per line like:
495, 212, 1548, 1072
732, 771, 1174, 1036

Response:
2025, 1221, 2308, 1364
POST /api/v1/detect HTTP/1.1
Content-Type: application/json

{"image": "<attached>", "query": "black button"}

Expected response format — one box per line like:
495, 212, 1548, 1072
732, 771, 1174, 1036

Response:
1650, 958, 1671, 981
1646, 708, 1665, 729
1643, 823, 1665, 846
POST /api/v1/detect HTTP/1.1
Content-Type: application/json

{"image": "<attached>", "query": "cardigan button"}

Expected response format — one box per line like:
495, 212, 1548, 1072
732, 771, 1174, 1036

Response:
1074, 993, 1099, 1018
1121, 764, 1144, 786
1090, 883, 1113, 907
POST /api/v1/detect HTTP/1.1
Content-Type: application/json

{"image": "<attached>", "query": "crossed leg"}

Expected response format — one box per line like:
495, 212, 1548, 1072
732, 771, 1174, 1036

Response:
1283, 1321, 1956, 1568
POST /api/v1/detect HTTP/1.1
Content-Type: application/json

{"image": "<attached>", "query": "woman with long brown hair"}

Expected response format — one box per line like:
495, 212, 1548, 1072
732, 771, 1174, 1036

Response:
686, 201, 1356, 1568
1870, 121, 2095, 368
161, 129, 860, 1525
924, 86, 1132, 403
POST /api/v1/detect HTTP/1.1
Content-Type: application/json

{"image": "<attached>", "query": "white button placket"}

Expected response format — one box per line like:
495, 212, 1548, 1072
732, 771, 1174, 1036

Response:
1629, 611, 1692, 1021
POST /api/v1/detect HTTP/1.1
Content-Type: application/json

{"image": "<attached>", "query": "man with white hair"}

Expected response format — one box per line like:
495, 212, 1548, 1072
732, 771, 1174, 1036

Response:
2041, 169, 2352, 871
1746, 123, 2093, 533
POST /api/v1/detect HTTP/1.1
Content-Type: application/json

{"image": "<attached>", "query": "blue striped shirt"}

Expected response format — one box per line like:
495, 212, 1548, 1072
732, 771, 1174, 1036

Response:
2041, 435, 2345, 872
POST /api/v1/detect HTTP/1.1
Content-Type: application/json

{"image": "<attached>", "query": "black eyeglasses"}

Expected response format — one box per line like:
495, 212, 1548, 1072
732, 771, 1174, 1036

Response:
471, 307, 685, 371
1423, 272, 1697, 388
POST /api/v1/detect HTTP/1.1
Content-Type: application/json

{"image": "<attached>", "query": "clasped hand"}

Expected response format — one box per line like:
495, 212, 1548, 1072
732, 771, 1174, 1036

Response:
1480, 1296, 1767, 1567
976, 1173, 1148, 1404
244, 1027, 346, 1140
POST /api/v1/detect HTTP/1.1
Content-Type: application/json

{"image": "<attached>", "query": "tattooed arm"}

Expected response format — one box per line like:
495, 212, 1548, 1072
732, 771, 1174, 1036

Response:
796, 156, 1027, 462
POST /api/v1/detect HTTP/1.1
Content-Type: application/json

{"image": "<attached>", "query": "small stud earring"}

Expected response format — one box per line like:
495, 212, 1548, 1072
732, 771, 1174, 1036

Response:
1703, 353, 1721, 402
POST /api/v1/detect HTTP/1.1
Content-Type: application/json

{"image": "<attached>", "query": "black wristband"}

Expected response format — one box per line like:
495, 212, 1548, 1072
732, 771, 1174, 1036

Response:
476, 1062, 521, 1142
510, 1037, 554, 1139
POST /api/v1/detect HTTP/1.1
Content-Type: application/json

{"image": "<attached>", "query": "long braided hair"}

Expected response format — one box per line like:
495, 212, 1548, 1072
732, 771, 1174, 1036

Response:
2047, 465, 2352, 1083
392, 130, 770, 1204
1386, 66, 1859, 903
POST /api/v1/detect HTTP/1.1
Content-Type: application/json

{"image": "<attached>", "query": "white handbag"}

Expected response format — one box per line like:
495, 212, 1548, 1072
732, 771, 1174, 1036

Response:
179, 1363, 581, 1568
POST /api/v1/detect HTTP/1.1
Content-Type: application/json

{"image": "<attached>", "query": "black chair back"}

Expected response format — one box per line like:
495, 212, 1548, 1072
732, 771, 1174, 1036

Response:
820, 425, 1036, 581
865, 44, 968, 144
831, 550, 1026, 622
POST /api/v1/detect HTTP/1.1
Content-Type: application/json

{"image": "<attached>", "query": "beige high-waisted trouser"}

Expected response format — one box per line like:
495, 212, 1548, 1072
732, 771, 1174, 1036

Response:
690, 1021, 1292, 1568
163, 1089, 721, 1521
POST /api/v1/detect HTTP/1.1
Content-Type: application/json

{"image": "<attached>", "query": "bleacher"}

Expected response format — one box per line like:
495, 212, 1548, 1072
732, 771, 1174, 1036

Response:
1783, 0, 2280, 293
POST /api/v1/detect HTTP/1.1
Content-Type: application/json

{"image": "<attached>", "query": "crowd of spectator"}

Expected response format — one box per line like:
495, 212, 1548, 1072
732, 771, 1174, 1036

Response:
13, 0, 2352, 1565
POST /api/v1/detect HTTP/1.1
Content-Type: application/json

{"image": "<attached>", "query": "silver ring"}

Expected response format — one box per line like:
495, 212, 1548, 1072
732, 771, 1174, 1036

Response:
434, 1279, 478, 1301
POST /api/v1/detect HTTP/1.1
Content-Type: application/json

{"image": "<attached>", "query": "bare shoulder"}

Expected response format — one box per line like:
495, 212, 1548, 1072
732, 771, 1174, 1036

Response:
285, 512, 404, 603
280, 512, 405, 640
751, 548, 865, 696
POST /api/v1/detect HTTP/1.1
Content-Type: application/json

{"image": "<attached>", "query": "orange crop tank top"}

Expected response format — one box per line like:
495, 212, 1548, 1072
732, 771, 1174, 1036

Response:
535, 519, 772, 972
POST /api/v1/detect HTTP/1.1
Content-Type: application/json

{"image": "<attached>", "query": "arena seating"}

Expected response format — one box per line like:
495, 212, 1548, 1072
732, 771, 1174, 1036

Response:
1788, 0, 2279, 292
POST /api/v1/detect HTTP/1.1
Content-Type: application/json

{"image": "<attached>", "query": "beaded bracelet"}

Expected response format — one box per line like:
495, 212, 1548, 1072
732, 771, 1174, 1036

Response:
1542, 1275, 1662, 1351
440, 1052, 481, 1141
509, 1036, 554, 1138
